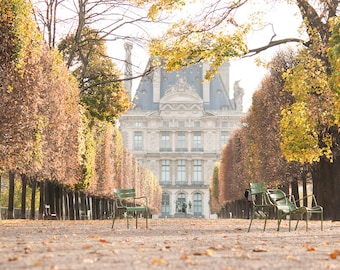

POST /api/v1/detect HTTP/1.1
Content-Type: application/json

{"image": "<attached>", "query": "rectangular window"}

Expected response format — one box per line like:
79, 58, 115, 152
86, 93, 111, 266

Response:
162, 193, 170, 217
133, 131, 142, 150
161, 160, 170, 184
177, 131, 186, 151
194, 121, 200, 128
193, 131, 202, 150
222, 121, 228, 128
161, 131, 170, 150
221, 131, 229, 147
193, 160, 202, 184
177, 160, 186, 184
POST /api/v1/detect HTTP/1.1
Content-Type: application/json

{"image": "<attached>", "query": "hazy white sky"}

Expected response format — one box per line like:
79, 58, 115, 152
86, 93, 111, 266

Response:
227, 2, 303, 112
120, 1, 303, 113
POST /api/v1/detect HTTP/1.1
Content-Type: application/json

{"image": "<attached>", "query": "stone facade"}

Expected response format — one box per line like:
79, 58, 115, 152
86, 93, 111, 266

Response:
119, 61, 244, 218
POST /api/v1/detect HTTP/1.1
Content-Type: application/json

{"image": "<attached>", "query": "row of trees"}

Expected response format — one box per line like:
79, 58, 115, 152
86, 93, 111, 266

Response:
140, 0, 340, 220
210, 20, 340, 219
0, 0, 162, 219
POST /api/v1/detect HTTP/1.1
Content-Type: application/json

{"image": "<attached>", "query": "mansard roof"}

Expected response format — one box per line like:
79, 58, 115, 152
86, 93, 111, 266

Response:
133, 63, 235, 111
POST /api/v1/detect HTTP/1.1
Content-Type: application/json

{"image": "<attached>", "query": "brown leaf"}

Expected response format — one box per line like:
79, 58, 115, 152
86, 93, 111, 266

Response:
24, 247, 32, 254
82, 244, 92, 249
253, 248, 267, 252
330, 249, 340, 259
181, 253, 189, 260
307, 247, 316, 251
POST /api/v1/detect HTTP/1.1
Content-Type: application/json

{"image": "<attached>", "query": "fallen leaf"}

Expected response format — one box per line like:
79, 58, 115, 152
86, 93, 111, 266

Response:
83, 258, 94, 264
150, 257, 167, 265
181, 253, 189, 260
24, 246, 32, 253
330, 249, 340, 259
8, 256, 19, 262
34, 260, 41, 266
99, 239, 108, 243
253, 248, 267, 252
82, 244, 92, 249
307, 247, 316, 251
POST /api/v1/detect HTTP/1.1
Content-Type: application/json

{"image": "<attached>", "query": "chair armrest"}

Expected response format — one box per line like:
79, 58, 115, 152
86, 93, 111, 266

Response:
294, 194, 320, 207
134, 196, 148, 207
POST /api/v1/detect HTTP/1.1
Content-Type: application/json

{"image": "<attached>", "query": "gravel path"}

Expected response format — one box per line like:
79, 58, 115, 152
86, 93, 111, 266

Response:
1, 218, 339, 269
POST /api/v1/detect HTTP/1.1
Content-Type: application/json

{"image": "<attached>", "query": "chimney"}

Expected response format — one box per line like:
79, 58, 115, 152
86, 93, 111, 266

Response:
124, 42, 133, 97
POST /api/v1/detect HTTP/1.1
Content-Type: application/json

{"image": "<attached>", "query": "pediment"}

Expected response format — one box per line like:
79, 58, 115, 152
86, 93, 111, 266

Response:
160, 78, 203, 104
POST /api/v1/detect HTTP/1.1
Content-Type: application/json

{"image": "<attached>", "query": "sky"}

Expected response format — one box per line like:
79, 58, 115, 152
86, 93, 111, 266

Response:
228, 2, 303, 112
117, 1, 304, 113
36, 0, 304, 113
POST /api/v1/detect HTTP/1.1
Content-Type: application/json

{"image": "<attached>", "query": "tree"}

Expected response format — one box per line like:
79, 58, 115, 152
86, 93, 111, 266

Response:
59, 27, 131, 124
32, 0, 159, 82
145, 0, 340, 219
145, 1, 338, 77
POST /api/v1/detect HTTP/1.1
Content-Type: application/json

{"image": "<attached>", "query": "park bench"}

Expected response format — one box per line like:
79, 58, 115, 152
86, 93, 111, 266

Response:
267, 188, 323, 231
247, 182, 275, 232
112, 188, 148, 229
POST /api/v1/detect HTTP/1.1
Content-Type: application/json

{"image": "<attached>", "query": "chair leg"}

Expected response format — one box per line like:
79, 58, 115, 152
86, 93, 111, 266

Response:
247, 210, 255, 232
146, 210, 148, 229
277, 212, 281, 231
111, 209, 116, 229
135, 212, 138, 229
294, 217, 300, 231
126, 212, 130, 229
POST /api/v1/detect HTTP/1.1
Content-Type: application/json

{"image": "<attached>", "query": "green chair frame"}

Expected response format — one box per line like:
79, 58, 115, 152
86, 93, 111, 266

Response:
247, 182, 275, 232
267, 189, 323, 231
112, 188, 148, 229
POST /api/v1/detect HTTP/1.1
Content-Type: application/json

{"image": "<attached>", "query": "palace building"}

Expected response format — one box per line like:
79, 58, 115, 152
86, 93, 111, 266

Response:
119, 48, 244, 218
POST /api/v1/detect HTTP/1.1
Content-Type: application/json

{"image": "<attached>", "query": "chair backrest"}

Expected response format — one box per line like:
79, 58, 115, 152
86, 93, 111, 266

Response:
249, 182, 266, 195
114, 188, 136, 199
267, 189, 297, 212
249, 182, 272, 205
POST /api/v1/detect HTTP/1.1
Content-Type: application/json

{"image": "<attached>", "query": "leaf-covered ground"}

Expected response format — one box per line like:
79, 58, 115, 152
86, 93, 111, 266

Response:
0, 218, 339, 269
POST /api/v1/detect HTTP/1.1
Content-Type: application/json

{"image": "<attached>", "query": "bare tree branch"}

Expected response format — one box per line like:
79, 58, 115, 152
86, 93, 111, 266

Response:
245, 38, 306, 57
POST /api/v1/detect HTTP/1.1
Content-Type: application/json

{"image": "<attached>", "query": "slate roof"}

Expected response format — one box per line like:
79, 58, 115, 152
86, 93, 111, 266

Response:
133, 63, 235, 111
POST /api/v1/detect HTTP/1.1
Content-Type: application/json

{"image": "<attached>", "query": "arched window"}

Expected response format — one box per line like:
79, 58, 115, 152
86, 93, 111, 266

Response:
162, 193, 170, 217
176, 193, 186, 213
193, 193, 202, 217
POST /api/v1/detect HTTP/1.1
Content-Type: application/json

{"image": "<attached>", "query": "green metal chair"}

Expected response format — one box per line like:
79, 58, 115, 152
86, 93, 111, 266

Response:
247, 182, 275, 232
267, 189, 323, 231
112, 188, 148, 229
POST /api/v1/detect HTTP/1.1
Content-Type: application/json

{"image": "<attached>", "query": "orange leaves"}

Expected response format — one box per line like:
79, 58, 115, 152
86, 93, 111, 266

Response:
330, 249, 340, 259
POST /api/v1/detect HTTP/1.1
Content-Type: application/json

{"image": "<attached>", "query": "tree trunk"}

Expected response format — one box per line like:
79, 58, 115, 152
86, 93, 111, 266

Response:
20, 174, 27, 219
7, 171, 15, 219
30, 178, 37, 220
69, 191, 75, 220
39, 181, 45, 219
0, 174, 2, 220
55, 185, 62, 219
302, 173, 307, 207
75, 191, 80, 220
63, 188, 69, 220
312, 157, 340, 220
291, 177, 299, 207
